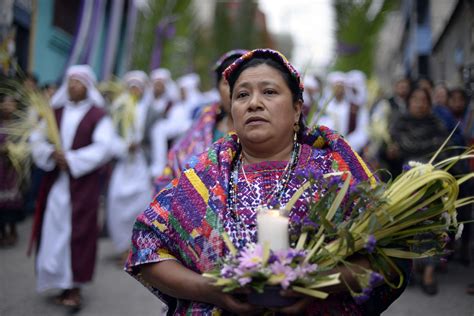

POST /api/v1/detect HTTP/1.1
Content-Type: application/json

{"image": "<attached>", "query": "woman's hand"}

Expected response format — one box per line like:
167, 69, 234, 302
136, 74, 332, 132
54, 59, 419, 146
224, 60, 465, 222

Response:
269, 289, 312, 315
204, 287, 262, 315
141, 261, 262, 315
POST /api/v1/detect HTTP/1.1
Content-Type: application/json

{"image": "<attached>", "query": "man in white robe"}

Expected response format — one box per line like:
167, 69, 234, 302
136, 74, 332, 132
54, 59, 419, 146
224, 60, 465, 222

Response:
29, 65, 115, 309
317, 71, 369, 153
107, 71, 153, 260
149, 73, 204, 177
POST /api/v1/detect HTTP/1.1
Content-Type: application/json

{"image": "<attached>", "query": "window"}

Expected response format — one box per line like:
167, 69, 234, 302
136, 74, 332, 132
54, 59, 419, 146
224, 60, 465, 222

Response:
52, 1, 80, 35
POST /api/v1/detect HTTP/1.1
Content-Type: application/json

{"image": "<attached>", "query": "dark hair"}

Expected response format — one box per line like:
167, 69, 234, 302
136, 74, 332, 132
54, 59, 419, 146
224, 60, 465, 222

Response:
408, 87, 432, 107
449, 87, 467, 101
415, 76, 433, 89
227, 57, 306, 139
227, 58, 302, 104
215, 55, 242, 87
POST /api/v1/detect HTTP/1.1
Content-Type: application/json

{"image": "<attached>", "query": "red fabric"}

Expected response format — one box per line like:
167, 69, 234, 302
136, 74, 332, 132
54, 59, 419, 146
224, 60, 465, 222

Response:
348, 102, 359, 134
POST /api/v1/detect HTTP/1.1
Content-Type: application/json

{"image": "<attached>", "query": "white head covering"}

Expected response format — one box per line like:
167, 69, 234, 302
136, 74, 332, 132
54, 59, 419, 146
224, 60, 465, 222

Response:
346, 70, 367, 107
177, 73, 200, 92
327, 71, 346, 87
51, 64, 105, 108
123, 70, 149, 91
150, 68, 171, 82
176, 73, 202, 104
149, 68, 179, 102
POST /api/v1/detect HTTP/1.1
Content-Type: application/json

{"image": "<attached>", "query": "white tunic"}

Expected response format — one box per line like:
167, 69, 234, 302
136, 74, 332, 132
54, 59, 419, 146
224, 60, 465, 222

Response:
149, 102, 192, 177
107, 96, 152, 253
30, 100, 115, 292
317, 98, 369, 153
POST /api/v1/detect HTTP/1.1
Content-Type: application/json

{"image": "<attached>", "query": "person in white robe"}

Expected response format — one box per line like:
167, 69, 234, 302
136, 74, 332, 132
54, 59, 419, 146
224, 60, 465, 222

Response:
30, 65, 115, 308
106, 70, 153, 259
149, 73, 204, 177
316, 71, 369, 153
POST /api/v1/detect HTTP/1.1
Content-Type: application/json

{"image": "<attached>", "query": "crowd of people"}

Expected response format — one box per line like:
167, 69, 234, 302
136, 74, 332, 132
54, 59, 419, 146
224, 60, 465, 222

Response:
1, 47, 473, 313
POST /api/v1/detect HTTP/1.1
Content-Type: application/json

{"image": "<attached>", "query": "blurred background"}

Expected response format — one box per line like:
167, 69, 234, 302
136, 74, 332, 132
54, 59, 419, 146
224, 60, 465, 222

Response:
1, 0, 472, 92
0, 1, 473, 315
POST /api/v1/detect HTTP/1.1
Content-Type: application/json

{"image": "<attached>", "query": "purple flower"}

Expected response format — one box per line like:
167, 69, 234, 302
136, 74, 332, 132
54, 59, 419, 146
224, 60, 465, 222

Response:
302, 217, 319, 233
368, 272, 383, 287
221, 264, 235, 278
353, 292, 370, 304
268, 253, 278, 264
238, 244, 263, 270
273, 249, 306, 265
294, 263, 318, 278
270, 262, 297, 289
364, 235, 376, 253
402, 164, 412, 172
238, 277, 252, 286
328, 176, 342, 188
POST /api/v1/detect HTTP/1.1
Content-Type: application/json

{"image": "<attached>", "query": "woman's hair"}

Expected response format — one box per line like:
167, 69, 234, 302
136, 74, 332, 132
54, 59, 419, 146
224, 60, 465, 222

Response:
214, 55, 241, 87
448, 87, 467, 102
408, 87, 432, 108
227, 57, 302, 104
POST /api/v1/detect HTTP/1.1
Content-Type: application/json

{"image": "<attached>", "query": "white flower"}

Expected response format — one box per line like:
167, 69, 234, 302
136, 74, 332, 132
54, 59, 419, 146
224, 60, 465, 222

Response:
441, 212, 451, 227
408, 161, 423, 167
455, 223, 464, 240
452, 211, 458, 226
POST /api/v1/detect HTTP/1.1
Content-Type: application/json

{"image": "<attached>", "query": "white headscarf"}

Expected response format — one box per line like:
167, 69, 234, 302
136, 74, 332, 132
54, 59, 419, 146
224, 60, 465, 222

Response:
122, 70, 154, 112
327, 71, 346, 87
150, 68, 179, 102
51, 64, 105, 108
345, 70, 367, 107
176, 73, 202, 107
150, 68, 171, 82
123, 70, 149, 91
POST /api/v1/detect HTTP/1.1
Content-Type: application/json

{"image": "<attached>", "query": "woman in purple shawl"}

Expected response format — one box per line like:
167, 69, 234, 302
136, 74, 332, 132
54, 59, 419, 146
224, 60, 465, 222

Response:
126, 49, 409, 315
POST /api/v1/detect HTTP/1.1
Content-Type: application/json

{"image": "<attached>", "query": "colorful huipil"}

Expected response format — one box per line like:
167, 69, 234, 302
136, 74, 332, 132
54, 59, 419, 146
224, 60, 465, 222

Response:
125, 126, 408, 315
153, 102, 225, 194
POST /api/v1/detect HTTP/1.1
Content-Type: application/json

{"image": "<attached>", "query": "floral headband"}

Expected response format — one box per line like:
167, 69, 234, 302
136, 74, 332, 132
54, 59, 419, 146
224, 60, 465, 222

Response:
223, 48, 304, 99
213, 49, 249, 72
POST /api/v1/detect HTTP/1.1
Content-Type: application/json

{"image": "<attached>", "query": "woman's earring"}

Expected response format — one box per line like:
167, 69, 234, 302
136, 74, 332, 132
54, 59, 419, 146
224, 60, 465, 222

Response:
293, 122, 300, 133
293, 123, 299, 142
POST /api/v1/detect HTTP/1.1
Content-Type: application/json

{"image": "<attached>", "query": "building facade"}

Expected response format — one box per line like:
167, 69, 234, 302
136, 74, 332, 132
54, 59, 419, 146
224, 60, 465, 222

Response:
1, 0, 137, 85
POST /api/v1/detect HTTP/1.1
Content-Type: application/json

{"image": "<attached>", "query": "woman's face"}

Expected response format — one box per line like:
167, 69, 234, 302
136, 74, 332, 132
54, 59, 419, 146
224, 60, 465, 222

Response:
408, 89, 431, 118
231, 64, 301, 147
448, 91, 466, 116
433, 86, 448, 105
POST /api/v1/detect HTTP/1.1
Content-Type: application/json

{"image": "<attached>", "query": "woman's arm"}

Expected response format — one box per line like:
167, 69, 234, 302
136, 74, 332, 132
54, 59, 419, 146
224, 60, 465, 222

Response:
140, 260, 262, 315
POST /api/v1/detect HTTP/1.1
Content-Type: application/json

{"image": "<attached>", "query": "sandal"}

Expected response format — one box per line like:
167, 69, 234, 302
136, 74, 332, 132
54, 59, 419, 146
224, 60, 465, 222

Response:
53, 289, 70, 305
58, 288, 82, 311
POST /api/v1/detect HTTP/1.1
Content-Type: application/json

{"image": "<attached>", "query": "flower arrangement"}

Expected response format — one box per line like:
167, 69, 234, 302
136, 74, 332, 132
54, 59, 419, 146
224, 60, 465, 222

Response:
204, 133, 474, 307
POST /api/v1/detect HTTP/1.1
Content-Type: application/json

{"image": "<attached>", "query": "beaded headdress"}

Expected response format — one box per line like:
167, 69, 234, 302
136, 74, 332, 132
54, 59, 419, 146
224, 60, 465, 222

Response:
223, 48, 304, 100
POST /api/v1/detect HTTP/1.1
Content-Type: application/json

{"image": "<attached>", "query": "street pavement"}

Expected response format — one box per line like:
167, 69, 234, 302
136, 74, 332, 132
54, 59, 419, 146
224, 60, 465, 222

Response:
1, 217, 473, 316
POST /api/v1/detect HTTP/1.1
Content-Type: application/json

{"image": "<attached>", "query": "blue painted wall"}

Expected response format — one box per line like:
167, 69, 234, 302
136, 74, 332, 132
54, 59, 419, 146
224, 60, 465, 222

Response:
32, 0, 72, 85
31, 1, 130, 84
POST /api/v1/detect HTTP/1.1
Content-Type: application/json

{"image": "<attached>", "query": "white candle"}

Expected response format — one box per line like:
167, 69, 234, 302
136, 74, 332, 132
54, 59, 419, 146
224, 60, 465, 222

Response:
257, 209, 290, 251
